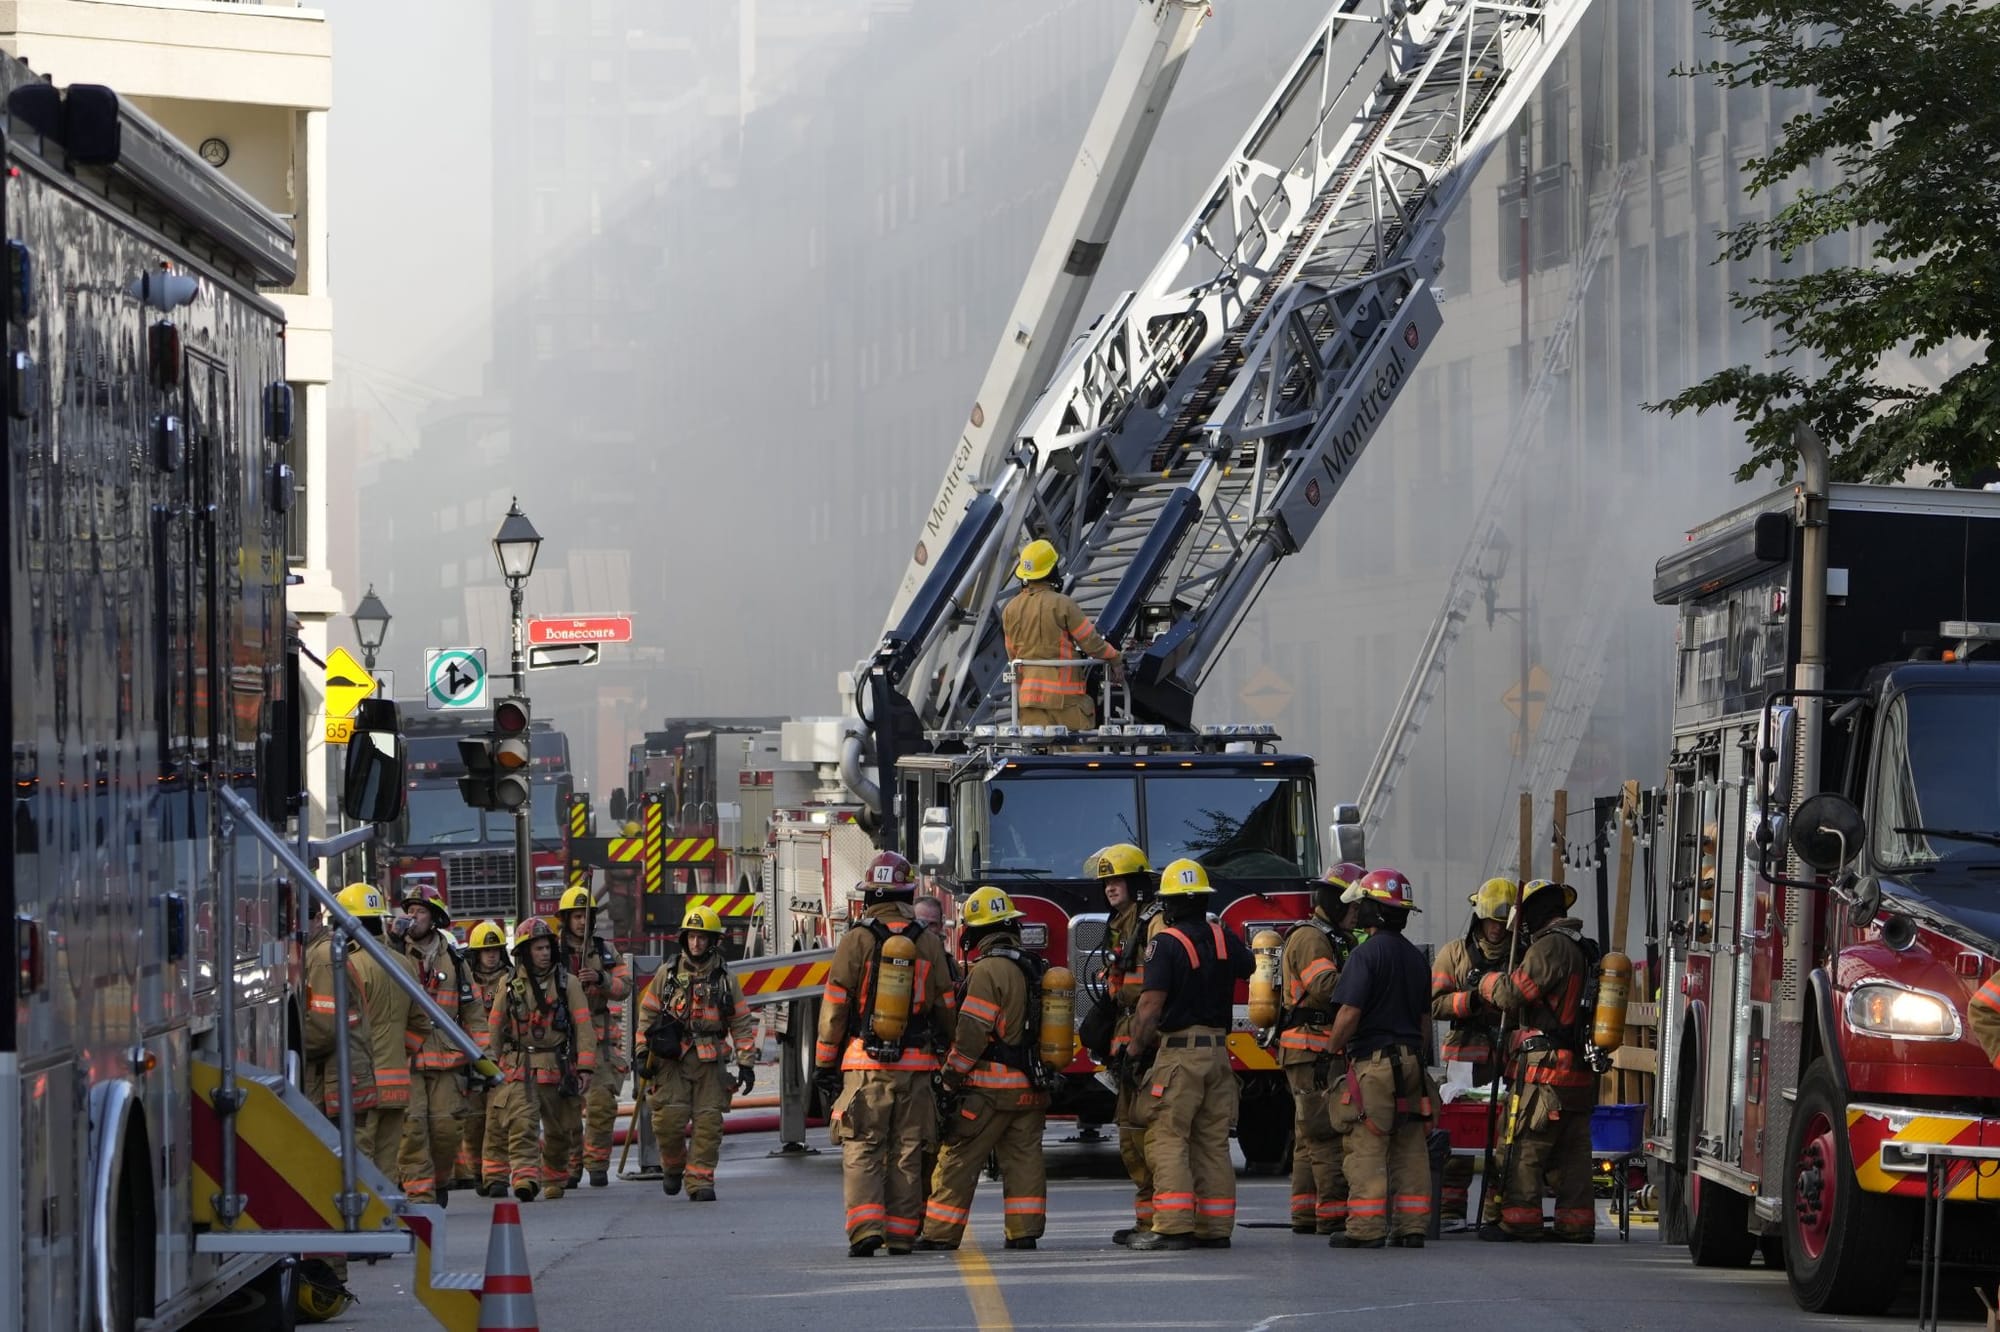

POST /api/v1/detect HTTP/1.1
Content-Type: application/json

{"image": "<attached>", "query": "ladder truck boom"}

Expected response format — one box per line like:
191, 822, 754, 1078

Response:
886, 0, 1211, 632
856, 0, 1598, 819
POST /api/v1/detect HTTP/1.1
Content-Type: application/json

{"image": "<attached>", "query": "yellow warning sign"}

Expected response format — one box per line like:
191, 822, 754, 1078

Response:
1238, 666, 1294, 721
1502, 664, 1552, 734
325, 646, 378, 721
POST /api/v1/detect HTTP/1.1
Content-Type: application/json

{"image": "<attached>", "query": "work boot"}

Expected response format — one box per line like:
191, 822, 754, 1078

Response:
1339, 1236, 1385, 1249
885, 1245, 912, 1256
1479, 1224, 1542, 1243
1111, 1227, 1150, 1247
589, 1169, 609, 1188
661, 1172, 683, 1197
543, 1184, 564, 1202
912, 1238, 958, 1252
690, 1188, 717, 1202
1390, 1235, 1424, 1249
848, 1236, 883, 1259
1124, 1232, 1193, 1251
1192, 1237, 1231, 1249
1317, 1222, 1343, 1236
513, 1182, 539, 1203
1291, 1222, 1316, 1235
435, 1191, 448, 1210
1003, 1238, 1036, 1251
1551, 1230, 1595, 1244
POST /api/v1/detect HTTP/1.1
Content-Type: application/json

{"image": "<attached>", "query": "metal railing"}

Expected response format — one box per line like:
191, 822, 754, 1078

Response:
1001, 657, 1130, 728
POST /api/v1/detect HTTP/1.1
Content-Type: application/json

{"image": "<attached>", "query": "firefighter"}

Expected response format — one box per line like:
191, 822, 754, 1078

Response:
391, 887, 486, 1206
813, 850, 954, 1257
915, 887, 1050, 1251
1324, 867, 1436, 1248
557, 885, 632, 1188
1432, 877, 1517, 1226
1000, 538, 1124, 730
638, 905, 757, 1201
1279, 861, 1365, 1236
299, 902, 379, 1320
910, 892, 954, 1212
487, 917, 597, 1201
1973, 967, 2000, 1069
1124, 858, 1254, 1250
1088, 842, 1166, 1245
458, 921, 513, 1197
336, 883, 429, 1183
1477, 877, 1596, 1243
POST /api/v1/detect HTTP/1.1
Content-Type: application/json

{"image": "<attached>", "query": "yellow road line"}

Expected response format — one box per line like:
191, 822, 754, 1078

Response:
953, 1238, 1014, 1331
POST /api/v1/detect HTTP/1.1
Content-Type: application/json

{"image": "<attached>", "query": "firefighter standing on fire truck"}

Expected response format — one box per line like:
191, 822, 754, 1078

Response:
1478, 877, 1596, 1242
337, 883, 430, 1183
1278, 862, 1365, 1236
1090, 843, 1166, 1245
392, 886, 488, 1205
1001, 539, 1124, 730
1431, 877, 1517, 1226
915, 887, 1050, 1251
458, 921, 513, 1196
558, 885, 631, 1188
488, 917, 597, 1201
1124, 859, 1254, 1250
814, 851, 954, 1257
639, 905, 757, 1201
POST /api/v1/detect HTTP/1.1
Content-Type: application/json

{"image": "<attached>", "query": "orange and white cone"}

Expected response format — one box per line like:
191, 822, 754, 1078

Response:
477, 1199, 540, 1331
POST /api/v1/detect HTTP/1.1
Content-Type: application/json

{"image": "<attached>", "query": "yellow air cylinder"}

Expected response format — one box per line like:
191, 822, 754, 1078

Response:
871, 932, 918, 1044
1248, 930, 1285, 1028
1040, 966, 1076, 1068
1592, 950, 1633, 1051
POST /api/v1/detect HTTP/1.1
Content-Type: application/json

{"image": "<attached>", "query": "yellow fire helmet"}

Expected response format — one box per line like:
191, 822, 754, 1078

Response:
681, 904, 724, 935
1469, 877, 1518, 922
335, 883, 387, 919
467, 920, 508, 951
1088, 843, 1151, 880
558, 885, 594, 914
1519, 878, 1579, 915
1015, 538, 1058, 582
1158, 858, 1213, 895
622, 820, 642, 837
961, 885, 1025, 928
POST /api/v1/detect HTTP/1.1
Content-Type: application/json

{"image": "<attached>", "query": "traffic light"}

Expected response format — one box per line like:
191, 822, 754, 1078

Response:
492, 696, 532, 811
457, 736, 499, 810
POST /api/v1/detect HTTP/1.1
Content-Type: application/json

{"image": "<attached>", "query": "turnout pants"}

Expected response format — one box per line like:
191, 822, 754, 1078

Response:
1503, 1079, 1596, 1239
1114, 1077, 1154, 1232
649, 1053, 734, 1188
833, 1069, 936, 1249
580, 1076, 620, 1172
454, 1085, 487, 1188
355, 1107, 406, 1185
397, 1070, 466, 1202
1285, 1062, 1348, 1232
1137, 1030, 1238, 1239
921, 1097, 1047, 1244
1336, 1049, 1433, 1242
488, 1080, 572, 1195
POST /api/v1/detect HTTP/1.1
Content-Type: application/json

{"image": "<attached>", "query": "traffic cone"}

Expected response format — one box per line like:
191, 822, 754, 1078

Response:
477, 1199, 540, 1331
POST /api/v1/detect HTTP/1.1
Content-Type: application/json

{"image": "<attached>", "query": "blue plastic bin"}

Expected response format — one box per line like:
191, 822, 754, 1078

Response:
1590, 1103, 1645, 1155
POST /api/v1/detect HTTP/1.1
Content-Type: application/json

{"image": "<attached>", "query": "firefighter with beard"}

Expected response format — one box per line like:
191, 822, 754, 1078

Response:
458, 921, 513, 1197
487, 917, 596, 1201
639, 905, 757, 1201
1478, 878, 1596, 1243
915, 887, 1050, 1250
1124, 859, 1255, 1250
814, 851, 954, 1257
392, 886, 488, 1206
558, 885, 632, 1188
1431, 877, 1516, 1226
1088, 843, 1166, 1245
1278, 862, 1364, 1236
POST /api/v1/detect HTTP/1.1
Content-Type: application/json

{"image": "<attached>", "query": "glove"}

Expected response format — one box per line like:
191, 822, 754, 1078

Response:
735, 1064, 756, 1095
814, 1065, 844, 1104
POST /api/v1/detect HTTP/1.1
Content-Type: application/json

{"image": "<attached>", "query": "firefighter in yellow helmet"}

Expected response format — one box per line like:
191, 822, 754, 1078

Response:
814, 850, 954, 1256
1124, 859, 1255, 1249
487, 917, 596, 1201
1083, 843, 1167, 1244
1000, 538, 1124, 731
556, 884, 631, 1188
1431, 877, 1517, 1226
639, 904, 758, 1200
1279, 861, 1365, 1236
334, 883, 430, 1185
914, 887, 1050, 1250
1477, 877, 1596, 1242
457, 920, 514, 1196
390, 886, 488, 1205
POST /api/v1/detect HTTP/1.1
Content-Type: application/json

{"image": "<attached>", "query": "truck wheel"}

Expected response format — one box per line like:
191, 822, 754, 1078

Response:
1687, 1167, 1757, 1267
1783, 1058, 1911, 1314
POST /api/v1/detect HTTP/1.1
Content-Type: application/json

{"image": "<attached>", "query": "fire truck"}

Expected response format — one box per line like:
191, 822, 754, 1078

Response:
0, 64, 487, 1329
388, 711, 576, 925
1646, 469, 2000, 1313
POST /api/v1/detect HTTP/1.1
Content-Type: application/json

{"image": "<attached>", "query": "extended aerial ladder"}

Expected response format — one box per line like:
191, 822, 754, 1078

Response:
850, 0, 1601, 821
1354, 160, 1633, 841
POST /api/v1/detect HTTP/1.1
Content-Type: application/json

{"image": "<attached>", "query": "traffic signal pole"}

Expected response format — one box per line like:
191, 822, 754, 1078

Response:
511, 577, 532, 926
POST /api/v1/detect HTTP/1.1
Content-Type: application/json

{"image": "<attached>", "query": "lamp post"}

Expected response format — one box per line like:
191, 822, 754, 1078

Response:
493, 498, 543, 922
350, 584, 392, 674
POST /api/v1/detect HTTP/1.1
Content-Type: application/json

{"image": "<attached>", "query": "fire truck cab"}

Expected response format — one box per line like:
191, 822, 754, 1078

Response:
1649, 482, 2000, 1313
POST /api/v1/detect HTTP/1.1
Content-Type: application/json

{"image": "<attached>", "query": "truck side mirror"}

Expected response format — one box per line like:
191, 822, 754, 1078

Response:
1328, 802, 1364, 870
1789, 792, 1866, 873
917, 806, 951, 871
609, 787, 629, 822
341, 698, 406, 824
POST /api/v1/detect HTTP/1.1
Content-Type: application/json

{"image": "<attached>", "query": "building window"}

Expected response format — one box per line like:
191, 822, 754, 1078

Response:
284, 384, 306, 565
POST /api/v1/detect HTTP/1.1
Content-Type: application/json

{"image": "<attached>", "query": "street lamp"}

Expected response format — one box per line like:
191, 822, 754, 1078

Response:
492, 498, 542, 921
350, 584, 392, 673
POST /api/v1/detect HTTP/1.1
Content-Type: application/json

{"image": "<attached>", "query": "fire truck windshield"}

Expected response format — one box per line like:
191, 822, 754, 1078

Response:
402, 782, 567, 846
1871, 687, 2000, 869
1144, 774, 1312, 877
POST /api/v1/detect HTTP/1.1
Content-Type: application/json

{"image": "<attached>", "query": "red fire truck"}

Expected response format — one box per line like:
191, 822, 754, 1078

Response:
1647, 475, 2000, 1313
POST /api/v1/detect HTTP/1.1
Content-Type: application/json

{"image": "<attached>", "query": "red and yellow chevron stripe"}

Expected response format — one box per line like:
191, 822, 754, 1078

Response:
731, 952, 834, 1006
605, 837, 646, 864
1227, 1031, 1280, 1072
190, 1059, 480, 1330
643, 801, 666, 894
568, 799, 590, 890
662, 837, 717, 864
684, 892, 758, 918
1846, 1104, 2000, 1200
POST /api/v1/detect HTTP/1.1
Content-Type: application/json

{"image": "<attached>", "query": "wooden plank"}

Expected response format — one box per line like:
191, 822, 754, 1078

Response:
1612, 779, 1640, 954
1552, 788, 1568, 885
1611, 1046, 1658, 1074
1519, 791, 1534, 885
1625, 1001, 1659, 1027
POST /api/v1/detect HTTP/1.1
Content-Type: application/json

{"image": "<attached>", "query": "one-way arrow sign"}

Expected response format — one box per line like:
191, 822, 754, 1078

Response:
529, 643, 601, 671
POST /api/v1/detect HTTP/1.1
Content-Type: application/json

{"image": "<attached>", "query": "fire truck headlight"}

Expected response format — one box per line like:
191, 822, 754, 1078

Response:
1844, 983, 1960, 1040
